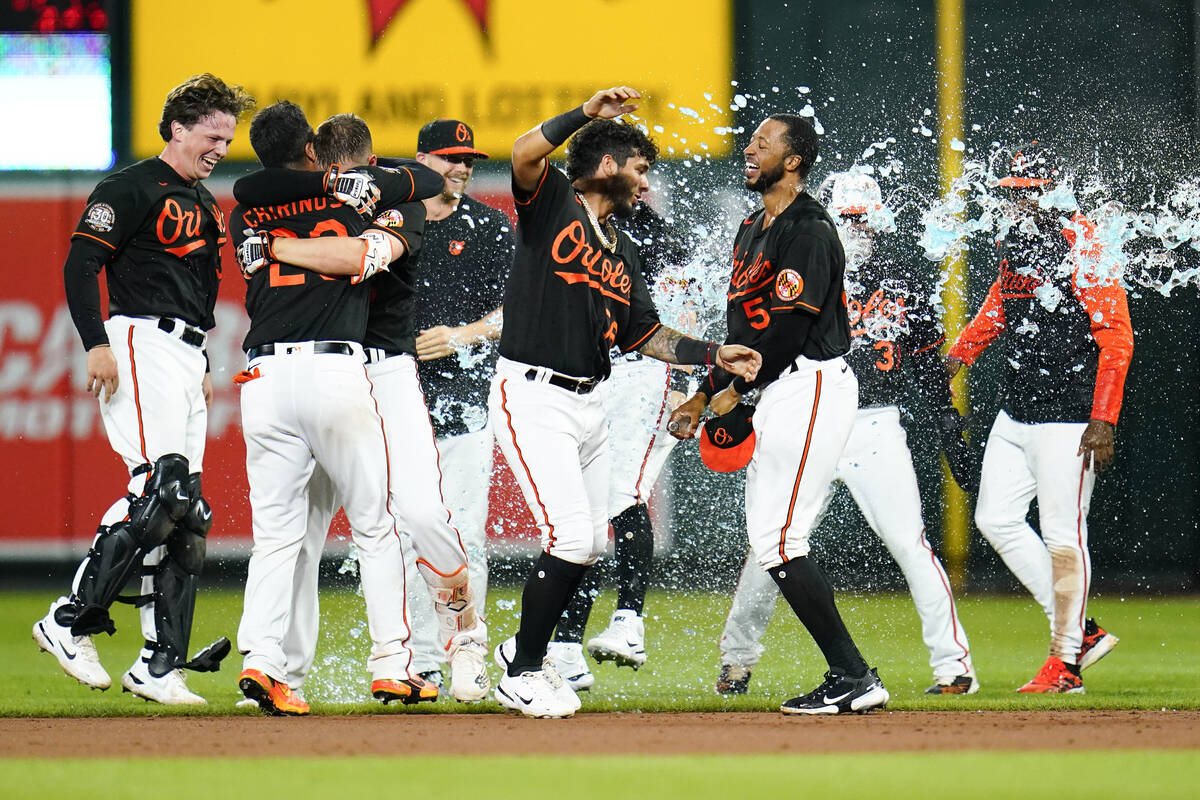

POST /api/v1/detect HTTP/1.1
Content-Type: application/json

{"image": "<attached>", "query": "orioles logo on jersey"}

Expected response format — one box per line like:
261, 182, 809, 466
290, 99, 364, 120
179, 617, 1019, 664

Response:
156, 198, 207, 258
775, 269, 804, 301
998, 258, 1044, 299
449, 240, 466, 256
551, 219, 633, 304
374, 208, 405, 230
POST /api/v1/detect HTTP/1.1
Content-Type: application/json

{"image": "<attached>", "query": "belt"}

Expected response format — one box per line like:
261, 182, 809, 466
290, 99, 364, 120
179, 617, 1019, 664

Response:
246, 341, 355, 360
365, 347, 405, 364
156, 317, 206, 349
525, 368, 600, 395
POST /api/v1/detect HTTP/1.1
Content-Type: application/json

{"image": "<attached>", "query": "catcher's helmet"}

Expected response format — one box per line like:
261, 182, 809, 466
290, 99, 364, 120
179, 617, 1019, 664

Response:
699, 403, 756, 472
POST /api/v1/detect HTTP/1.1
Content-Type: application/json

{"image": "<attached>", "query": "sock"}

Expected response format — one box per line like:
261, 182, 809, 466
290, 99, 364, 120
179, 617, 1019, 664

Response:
511, 552, 588, 675
613, 503, 654, 615
769, 556, 869, 678
555, 566, 599, 644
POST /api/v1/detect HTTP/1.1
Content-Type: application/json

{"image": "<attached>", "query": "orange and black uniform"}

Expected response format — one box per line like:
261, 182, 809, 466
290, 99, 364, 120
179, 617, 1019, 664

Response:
948, 216, 1134, 424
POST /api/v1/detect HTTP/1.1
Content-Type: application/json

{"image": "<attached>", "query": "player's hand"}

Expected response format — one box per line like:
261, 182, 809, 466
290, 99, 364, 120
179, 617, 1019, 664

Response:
716, 345, 761, 382
583, 87, 641, 119
710, 386, 741, 417
351, 230, 394, 285
324, 164, 381, 218
666, 390, 687, 412
1078, 419, 1115, 473
668, 393, 708, 440
236, 229, 275, 278
202, 373, 213, 409
86, 345, 119, 403
416, 325, 462, 360
944, 355, 963, 378
939, 408, 980, 493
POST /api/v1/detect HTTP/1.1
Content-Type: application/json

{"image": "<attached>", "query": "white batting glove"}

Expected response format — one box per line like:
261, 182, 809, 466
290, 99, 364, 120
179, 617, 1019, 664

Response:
237, 229, 276, 279
351, 229, 394, 284
324, 164, 381, 218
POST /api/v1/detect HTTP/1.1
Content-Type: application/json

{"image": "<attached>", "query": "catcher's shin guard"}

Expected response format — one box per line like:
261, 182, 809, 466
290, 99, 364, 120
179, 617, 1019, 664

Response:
70, 454, 192, 636
146, 474, 228, 676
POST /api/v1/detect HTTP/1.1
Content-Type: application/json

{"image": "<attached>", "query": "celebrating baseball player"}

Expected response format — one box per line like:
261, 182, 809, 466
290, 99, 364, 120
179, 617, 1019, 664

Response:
714, 171, 978, 698
490, 86, 761, 718
549, 203, 694, 689
945, 141, 1130, 693
401, 118, 514, 689
670, 115, 889, 715
232, 107, 491, 707
33, 74, 254, 705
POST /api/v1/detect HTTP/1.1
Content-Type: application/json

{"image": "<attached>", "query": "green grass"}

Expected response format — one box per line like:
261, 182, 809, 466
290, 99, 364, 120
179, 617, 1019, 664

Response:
3, 752, 1200, 800
5, 587, 1199, 715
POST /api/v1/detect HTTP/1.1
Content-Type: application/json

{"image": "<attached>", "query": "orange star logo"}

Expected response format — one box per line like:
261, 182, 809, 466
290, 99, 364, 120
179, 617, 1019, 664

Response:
366, 0, 490, 47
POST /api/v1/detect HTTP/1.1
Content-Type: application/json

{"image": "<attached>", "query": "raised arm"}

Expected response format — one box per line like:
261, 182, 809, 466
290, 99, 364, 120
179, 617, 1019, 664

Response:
512, 86, 642, 193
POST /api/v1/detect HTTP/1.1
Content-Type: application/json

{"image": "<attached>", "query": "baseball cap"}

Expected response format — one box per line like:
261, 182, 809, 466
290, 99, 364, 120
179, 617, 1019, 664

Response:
699, 404, 756, 472
828, 172, 883, 216
417, 119, 489, 159
996, 140, 1058, 188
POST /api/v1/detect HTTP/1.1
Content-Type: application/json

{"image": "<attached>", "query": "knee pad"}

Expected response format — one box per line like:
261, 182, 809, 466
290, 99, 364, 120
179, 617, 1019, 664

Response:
167, 473, 211, 576
128, 454, 193, 549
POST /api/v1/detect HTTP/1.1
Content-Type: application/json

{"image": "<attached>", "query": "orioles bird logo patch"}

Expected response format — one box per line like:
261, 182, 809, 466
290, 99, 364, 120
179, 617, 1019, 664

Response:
776, 268, 804, 301
449, 240, 466, 256
373, 208, 405, 229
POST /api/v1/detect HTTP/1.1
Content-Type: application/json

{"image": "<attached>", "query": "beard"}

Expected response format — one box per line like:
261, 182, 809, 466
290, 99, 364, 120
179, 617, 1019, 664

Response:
746, 160, 785, 194
590, 172, 639, 219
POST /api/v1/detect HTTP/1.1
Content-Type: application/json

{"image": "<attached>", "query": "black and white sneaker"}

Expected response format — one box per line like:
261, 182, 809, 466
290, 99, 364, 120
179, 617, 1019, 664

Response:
780, 668, 889, 715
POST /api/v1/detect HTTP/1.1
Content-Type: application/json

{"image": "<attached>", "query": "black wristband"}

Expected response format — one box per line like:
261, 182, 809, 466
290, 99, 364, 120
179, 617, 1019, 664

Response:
676, 337, 721, 366
541, 106, 591, 147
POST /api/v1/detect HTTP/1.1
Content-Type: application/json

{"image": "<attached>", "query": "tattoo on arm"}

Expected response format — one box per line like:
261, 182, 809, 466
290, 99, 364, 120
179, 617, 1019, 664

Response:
638, 326, 687, 363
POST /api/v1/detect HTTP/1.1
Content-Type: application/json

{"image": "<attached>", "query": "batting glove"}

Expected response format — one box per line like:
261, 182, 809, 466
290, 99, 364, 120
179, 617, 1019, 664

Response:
237, 229, 277, 279
324, 164, 381, 218
351, 230, 394, 284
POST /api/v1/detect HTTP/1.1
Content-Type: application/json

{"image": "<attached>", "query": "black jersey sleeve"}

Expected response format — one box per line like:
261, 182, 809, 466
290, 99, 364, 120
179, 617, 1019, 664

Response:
62, 236, 116, 350
71, 173, 145, 254
616, 260, 663, 353
232, 168, 326, 207
771, 229, 835, 315
368, 201, 427, 260
375, 158, 443, 201
512, 161, 570, 241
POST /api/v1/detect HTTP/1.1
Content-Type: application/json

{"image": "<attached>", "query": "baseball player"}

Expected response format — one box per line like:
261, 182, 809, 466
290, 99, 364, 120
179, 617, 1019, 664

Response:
490, 86, 761, 718
231, 105, 440, 715
945, 141, 1130, 693
670, 114, 889, 715
32, 74, 254, 706
402, 119, 514, 688
715, 171, 978, 697
232, 109, 491, 706
548, 203, 694, 689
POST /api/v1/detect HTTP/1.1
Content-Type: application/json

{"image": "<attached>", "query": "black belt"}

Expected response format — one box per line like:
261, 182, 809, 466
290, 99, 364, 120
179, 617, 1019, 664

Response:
246, 341, 355, 360
156, 317, 206, 348
526, 368, 600, 395
365, 347, 405, 364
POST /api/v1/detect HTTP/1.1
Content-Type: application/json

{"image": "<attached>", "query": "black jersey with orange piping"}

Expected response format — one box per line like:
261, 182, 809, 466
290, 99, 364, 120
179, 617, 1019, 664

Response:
499, 163, 662, 379
232, 170, 421, 350
64, 157, 227, 349
706, 192, 851, 395
947, 215, 1134, 425
844, 243, 951, 411
363, 201, 427, 356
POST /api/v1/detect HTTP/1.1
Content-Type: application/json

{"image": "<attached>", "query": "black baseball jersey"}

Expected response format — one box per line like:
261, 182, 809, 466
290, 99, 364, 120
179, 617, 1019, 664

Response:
232, 167, 422, 349
363, 201, 428, 355
414, 195, 513, 438
707, 192, 850, 394
949, 217, 1134, 424
501, 163, 662, 379
843, 242, 949, 410
65, 157, 227, 348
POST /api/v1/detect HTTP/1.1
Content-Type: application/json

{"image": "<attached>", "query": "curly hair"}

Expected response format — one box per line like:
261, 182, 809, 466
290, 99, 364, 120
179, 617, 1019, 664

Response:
249, 101, 313, 169
565, 119, 658, 182
767, 114, 819, 180
158, 73, 255, 142
314, 113, 374, 168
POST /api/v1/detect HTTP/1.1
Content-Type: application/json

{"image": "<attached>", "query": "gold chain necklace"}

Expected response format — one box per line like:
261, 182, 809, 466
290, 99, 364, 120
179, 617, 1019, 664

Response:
576, 192, 618, 252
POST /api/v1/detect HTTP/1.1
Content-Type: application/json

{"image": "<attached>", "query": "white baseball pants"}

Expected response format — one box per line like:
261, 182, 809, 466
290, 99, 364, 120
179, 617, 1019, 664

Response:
489, 357, 610, 565
603, 356, 681, 518
974, 409, 1095, 664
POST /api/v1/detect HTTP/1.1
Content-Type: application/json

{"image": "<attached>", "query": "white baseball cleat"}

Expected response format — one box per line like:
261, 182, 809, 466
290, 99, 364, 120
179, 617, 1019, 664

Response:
122, 657, 206, 705
32, 597, 111, 690
546, 641, 595, 691
493, 669, 576, 719
586, 610, 647, 668
449, 639, 491, 703
495, 636, 580, 711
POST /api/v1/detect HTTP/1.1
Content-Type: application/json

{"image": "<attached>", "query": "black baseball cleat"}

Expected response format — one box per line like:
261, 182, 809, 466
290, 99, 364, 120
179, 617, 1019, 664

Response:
781, 668, 889, 715
716, 664, 752, 695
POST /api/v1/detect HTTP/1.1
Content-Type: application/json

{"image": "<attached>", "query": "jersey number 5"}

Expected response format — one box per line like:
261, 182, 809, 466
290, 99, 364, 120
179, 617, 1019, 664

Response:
742, 297, 770, 330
